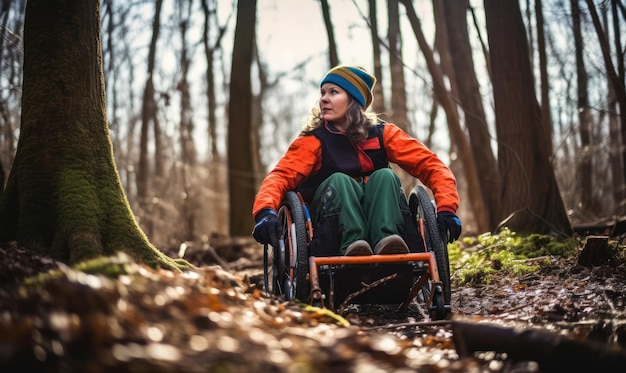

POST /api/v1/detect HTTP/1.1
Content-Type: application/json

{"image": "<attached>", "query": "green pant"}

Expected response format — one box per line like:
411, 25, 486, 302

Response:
309, 169, 409, 254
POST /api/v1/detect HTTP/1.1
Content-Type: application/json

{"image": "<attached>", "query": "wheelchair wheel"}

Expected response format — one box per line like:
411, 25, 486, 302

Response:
263, 240, 285, 296
409, 185, 451, 318
277, 191, 310, 302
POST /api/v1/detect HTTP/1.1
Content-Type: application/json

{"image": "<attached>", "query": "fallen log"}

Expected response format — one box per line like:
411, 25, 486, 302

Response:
452, 321, 626, 372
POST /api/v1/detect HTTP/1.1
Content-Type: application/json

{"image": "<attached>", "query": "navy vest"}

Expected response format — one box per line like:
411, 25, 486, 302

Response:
297, 123, 390, 203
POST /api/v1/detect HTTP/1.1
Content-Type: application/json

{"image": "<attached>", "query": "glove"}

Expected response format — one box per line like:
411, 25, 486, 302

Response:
252, 209, 282, 247
437, 211, 462, 243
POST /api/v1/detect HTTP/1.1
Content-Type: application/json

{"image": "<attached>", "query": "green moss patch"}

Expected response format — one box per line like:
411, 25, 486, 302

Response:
449, 228, 580, 285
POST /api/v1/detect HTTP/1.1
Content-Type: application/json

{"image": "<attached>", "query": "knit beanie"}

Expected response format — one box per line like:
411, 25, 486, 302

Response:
320, 65, 377, 109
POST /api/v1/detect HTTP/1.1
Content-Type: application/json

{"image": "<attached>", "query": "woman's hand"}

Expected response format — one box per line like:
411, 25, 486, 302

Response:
437, 211, 462, 243
252, 209, 282, 247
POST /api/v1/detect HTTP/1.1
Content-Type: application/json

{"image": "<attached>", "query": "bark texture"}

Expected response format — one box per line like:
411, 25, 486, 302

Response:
484, 0, 572, 236
228, 0, 257, 237
0, 0, 190, 271
443, 0, 501, 230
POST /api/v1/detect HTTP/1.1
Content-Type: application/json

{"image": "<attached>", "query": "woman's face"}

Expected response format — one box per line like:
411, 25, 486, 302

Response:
319, 83, 350, 128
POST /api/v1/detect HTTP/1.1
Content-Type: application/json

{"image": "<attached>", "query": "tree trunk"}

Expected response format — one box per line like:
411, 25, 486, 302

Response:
585, 0, 626, 214
177, 0, 197, 241
613, 0, 625, 84
535, 0, 553, 155
320, 0, 339, 68
387, 0, 409, 132
433, 0, 473, 233
442, 0, 500, 231
253, 43, 271, 189
571, 0, 595, 215
369, 0, 386, 115
610, 0, 625, 214
0, 0, 190, 271
102, 0, 117, 137
201, 0, 229, 234
401, 0, 488, 233
137, 0, 163, 236
201, 0, 217, 160
469, 5, 491, 80
387, 0, 414, 194
228, 0, 257, 237
433, 0, 459, 108
484, 0, 572, 236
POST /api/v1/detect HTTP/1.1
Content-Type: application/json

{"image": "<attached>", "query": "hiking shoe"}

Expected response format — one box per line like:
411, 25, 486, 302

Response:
344, 240, 373, 256
374, 235, 409, 255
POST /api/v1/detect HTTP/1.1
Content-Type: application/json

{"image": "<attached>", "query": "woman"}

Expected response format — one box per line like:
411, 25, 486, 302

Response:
252, 65, 461, 256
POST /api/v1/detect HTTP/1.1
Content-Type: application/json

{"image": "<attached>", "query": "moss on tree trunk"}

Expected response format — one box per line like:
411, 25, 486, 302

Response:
0, 0, 191, 272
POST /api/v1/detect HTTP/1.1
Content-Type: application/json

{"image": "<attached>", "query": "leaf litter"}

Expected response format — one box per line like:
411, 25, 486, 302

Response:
1, 232, 626, 372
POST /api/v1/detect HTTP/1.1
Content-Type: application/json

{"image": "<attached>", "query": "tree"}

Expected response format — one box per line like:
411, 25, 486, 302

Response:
401, 0, 487, 233
535, 0, 553, 155
387, 0, 416, 194
228, 0, 257, 237
609, 0, 625, 214
201, 0, 230, 234
176, 0, 198, 241
201, 0, 229, 162
369, 0, 386, 115
585, 0, 626, 215
571, 0, 595, 214
0, 0, 190, 271
387, 0, 409, 132
137, 0, 164, 239
320, 0, 339, 68
442, 0, 501, 231
484, 0, 572, 236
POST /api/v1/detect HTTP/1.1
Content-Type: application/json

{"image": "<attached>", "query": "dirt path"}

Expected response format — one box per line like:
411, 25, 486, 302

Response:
2, 240, 626, 372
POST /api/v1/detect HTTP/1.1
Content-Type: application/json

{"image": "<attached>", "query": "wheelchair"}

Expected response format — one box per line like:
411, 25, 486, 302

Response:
262, 185, 452, 320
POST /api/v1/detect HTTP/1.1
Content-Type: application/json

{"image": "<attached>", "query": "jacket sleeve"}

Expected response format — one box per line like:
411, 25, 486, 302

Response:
382, 124, 460, 213
252, 135, 321, 218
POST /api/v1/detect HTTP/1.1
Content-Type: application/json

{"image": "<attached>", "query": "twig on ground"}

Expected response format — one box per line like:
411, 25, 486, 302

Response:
339, 273, 398, 314
359, 319, 453, 331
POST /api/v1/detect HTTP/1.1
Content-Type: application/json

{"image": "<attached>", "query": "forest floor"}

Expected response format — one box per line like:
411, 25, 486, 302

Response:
2, 234, 626, 372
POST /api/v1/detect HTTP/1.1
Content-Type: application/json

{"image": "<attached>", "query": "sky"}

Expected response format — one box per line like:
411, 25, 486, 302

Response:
255, 0, 437, 81
258, 0, 380, 69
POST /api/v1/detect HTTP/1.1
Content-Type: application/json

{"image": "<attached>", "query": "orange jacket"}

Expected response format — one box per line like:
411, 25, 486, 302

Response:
252, 123, 459, 218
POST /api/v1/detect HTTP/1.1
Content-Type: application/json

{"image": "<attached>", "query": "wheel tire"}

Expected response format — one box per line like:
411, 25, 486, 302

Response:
263, 241, 284, 296
430, 289, 446, 320
409, 186, 452, 306
278, 191, 310, 302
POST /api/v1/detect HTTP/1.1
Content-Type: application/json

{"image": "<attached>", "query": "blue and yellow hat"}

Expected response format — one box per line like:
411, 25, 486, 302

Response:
320, 65, 377, 109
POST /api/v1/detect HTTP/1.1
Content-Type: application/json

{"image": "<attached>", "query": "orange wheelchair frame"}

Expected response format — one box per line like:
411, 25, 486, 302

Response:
263, 185, 451, 320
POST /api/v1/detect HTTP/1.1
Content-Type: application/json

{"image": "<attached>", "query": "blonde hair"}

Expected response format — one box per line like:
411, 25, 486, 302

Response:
301, 99, 380, 142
